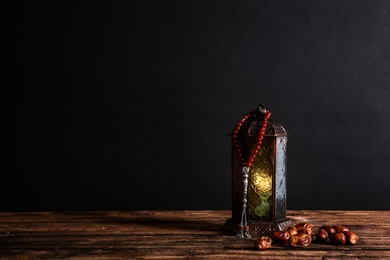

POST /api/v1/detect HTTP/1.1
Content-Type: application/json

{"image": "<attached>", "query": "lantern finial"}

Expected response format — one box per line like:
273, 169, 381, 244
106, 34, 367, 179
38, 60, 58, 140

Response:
258, 102, 266, 114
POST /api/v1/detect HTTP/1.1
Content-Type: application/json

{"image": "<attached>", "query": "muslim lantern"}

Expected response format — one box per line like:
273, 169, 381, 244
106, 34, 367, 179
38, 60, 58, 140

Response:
224, 103, 292, 237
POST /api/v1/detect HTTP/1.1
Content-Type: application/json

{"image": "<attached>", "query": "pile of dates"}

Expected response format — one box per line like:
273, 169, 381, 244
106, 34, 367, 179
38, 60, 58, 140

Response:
313, 225, 359, 246
254, 223, 359, 250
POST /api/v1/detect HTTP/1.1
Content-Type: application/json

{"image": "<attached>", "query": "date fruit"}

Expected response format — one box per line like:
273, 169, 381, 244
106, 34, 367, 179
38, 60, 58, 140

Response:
288, 233, 312, 247
330, 232, 346, 245
286, 226, 298, 236
314, 228, 329, 243
254, 236, 272, 251
272, 231, 290, 244
298, 223, 313, 236
344, 231, 359, 245
321, 226, 336, 236
333, 225, 349, 233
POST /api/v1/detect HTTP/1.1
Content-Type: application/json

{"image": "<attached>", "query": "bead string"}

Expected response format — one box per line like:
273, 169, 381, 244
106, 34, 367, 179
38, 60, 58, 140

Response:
232, 109, 271, 168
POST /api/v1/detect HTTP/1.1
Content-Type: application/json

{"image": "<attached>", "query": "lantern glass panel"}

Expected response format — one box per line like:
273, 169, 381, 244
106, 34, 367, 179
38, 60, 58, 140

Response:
275, 137, 287, 221
248, 138, 273, 221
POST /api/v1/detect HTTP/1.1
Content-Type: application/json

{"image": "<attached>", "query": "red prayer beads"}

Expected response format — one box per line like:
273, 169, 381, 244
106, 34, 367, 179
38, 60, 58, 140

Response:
232, 110, 271, 168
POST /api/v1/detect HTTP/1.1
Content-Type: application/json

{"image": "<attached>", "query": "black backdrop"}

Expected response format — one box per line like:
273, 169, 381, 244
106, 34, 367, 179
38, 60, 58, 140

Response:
10, 1, 390, 211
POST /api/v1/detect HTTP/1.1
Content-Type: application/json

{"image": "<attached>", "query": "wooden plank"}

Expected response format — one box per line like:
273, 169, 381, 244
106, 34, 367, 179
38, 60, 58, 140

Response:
2, 235, 390, 252
0, 210, 389, 259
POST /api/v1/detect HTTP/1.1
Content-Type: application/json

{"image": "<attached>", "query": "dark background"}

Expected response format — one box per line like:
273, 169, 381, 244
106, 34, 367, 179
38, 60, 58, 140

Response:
9, 1, 390, 211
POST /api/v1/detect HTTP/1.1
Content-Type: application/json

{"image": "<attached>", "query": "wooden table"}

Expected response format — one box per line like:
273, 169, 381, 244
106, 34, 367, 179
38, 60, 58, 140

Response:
0, 210, 389, 259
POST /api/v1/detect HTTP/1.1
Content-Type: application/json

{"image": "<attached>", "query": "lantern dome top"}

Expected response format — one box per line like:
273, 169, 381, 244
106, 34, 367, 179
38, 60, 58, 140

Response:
247, 120, 287, 137
240, 103, 287, 137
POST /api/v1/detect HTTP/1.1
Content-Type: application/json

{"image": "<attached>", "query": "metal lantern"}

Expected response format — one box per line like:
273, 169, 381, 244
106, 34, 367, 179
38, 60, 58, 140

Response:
224, 103, 292, 237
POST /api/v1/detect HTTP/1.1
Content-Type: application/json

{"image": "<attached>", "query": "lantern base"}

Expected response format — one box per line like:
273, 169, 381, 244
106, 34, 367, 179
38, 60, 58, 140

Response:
223, 218, 293, 237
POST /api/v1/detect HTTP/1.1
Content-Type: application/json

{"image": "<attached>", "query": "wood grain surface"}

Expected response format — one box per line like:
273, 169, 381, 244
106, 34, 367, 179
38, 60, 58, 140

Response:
0, 210, 389, 259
